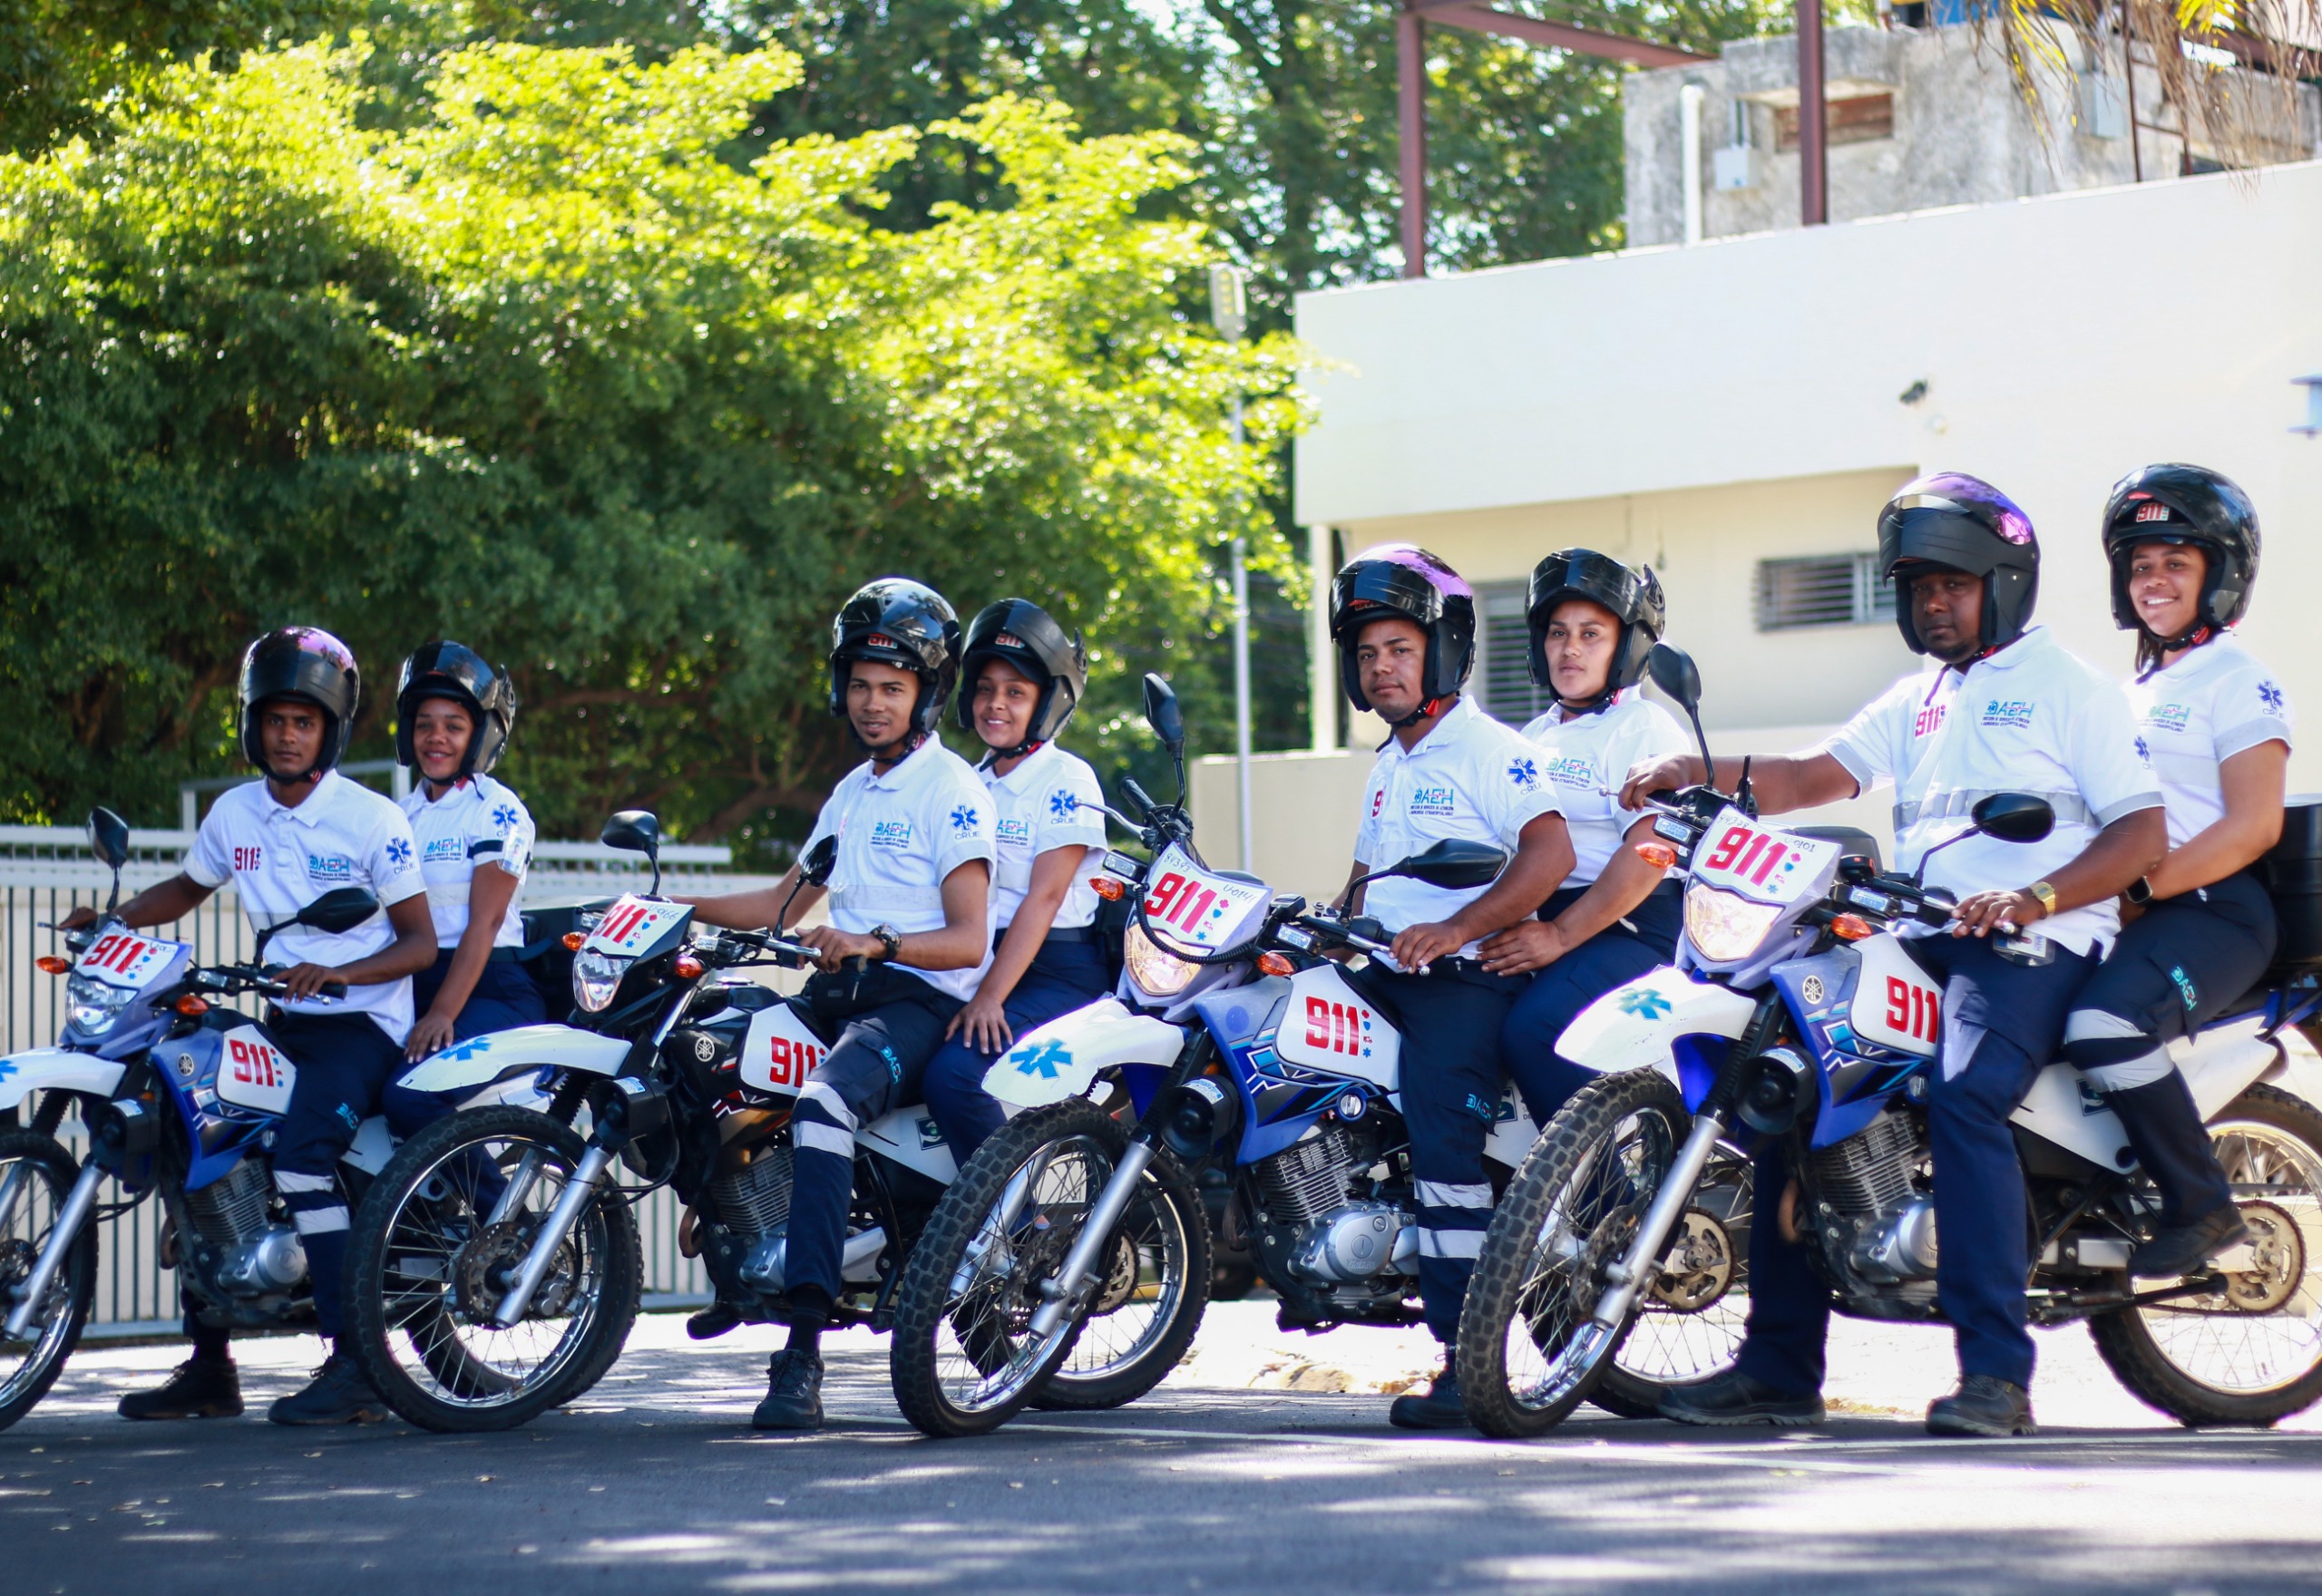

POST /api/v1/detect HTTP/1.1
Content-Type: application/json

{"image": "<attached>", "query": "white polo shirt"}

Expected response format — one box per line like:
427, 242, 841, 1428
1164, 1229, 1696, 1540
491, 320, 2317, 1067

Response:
1520, 690, 1692, 887
1355, 695, 1564, 967
1821, 627, 2161, 957
398, 773, 536, 949
982, 742, 1107, 932
2125, 634, 2295, 850
184, 770, 428, 1042
805, 736, 1000, 1004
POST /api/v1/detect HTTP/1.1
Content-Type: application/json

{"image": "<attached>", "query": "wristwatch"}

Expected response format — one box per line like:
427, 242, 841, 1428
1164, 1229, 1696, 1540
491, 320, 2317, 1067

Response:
869, 923, 903, 962
2124, 876, 2154, 906
2025, 881, 2059, 918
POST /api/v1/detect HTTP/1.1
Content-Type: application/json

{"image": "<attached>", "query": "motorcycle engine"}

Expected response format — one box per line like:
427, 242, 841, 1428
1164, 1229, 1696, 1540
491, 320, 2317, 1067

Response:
1810, 1109, 1940, 1306
185, 1160, 308, 1298
1255, 1125, 1415, 1299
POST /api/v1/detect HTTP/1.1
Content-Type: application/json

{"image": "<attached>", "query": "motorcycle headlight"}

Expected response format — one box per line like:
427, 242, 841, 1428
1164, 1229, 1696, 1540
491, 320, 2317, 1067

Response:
65, 974, 140, 1035
572, 948, 632, 1013
1123, 923, 1197, 999
1683, 884, 1785, 964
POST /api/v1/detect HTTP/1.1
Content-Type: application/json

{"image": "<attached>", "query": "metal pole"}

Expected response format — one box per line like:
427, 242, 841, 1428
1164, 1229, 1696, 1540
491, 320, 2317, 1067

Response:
2122, 0, 2143, 182
1798, 0, 1828, 226
1232, 508, 1253, 872
1400, 4, 1427, 277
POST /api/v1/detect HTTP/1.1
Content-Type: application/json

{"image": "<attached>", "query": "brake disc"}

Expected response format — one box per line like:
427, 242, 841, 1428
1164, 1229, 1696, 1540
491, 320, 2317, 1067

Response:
451, 1221, 579, 1322
1088, 1231, 1142, 1317
1572, 1205, 1643, 1321
1647, 1208, 1735, 1313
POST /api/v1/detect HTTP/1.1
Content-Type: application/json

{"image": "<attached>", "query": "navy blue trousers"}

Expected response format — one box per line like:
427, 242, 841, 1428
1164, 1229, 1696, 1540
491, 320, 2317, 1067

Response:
1498, 881, 1683, 1129
1735, 934, 2094, 1394
922, 939, 1111, 1163
382, 951, 549, 1141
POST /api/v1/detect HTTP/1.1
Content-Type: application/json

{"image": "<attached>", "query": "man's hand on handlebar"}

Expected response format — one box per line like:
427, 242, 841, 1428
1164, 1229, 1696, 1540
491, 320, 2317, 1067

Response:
1389, 920, 1468, 972
799, 923, 885, 973
57, 905, 102, 933
1619, 754, 1702, 813
275, 961, 348, 1000
1948, 887, 2046, 938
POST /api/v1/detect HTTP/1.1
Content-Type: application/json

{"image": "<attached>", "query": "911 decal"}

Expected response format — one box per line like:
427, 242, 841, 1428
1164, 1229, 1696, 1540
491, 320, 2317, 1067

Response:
74, 931, 177, 990
1302, 995, 1375, 1061
1849, 935, 1943, 1059
214, 1026, 298, 1114
739, 1003, 827, 1097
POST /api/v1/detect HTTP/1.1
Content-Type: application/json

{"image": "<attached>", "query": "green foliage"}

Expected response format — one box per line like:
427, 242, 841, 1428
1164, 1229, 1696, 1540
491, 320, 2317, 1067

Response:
0, 40, 1299, 857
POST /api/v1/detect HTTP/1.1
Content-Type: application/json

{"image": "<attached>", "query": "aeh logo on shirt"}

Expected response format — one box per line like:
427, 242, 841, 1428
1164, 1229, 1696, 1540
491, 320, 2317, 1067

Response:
1408, 785, 1458, 818
1980, 699, 2035, 730
996, 818, 1033, 849
869, 819, 914, 850
1544, 755, 1594, 790
307, 852, 356, 882
423, 836, 466, 863
2143, 702, 2192, 735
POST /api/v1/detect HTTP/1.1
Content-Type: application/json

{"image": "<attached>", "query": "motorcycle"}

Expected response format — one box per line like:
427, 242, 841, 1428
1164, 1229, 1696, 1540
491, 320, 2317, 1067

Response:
1457, 642, 2322, 1435
0, 808, 481, 1431
888, 672, 1556, 1438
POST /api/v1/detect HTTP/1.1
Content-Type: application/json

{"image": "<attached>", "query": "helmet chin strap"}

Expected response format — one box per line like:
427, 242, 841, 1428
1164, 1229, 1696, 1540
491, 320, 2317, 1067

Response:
857, 725, 926, 764
1385, 693, 1455, 729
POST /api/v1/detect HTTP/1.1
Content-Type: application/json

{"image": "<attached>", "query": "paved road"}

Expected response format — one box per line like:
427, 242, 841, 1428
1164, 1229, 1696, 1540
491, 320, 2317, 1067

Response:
10, 1309, 2322, 1595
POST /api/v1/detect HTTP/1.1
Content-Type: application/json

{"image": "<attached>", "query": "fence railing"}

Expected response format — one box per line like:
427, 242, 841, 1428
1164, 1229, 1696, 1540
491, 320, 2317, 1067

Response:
0, 826, 779, 1331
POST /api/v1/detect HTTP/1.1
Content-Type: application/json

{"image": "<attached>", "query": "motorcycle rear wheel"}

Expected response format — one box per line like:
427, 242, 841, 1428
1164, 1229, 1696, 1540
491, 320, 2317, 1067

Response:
347, 1106, 641, 1433
1459, 1069, 1691, 1438
0, 1132, 96, 1433
2091, 1083, 2322, 1427
890, 1098, 1210, 1437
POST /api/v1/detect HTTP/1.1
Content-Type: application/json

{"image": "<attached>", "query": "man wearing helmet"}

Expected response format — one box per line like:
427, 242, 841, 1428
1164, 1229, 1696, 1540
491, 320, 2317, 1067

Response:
1328, 545, 1577, 1430
680, 579, 995, 1431
1488, 551, 1693, 1124
920, 599, 1110, 1163
62, 628, 436, 1425
1622, 474, 2165, 1437
2061, 465, 2289, 1278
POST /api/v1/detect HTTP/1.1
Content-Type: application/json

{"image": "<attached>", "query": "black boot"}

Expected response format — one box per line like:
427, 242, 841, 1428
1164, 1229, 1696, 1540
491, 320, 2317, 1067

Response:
1927, 1374, 2034, 1437
118, 1358, 243, 1421
2107, 1075, 2244, 1275
753, 1348, 824, 1431
687, 1299, 743, 1340
2132, 1202, 2251, 1280
1658, 1368, 1825, 1427
1388, 1363, 1470, 1431
268, 1351, 387, 1426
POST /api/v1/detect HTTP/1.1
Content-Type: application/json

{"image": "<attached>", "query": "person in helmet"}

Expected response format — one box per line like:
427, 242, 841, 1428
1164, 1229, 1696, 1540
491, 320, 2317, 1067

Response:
919, 599, 1109, 1162
383, 642, 546, 1075
1621, 474, 2164, 1438
62, 628, 435, 1426
1326, 545, 1578, 1430
1488, 551, 1692, 1123
2057, 466, 2288, 1278
679, 579, 994, 1432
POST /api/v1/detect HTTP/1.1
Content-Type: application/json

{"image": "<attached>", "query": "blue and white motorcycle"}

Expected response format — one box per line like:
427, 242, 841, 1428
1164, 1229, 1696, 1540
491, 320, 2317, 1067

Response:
1456, 645, 2322, 1435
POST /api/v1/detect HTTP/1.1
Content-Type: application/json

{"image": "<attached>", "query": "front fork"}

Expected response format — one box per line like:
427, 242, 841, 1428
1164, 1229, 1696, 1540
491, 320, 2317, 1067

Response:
3, 1161, 102, 1342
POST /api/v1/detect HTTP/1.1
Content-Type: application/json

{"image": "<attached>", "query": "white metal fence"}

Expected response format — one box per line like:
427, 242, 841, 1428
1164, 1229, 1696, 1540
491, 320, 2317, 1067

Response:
0, 823, 774, 1332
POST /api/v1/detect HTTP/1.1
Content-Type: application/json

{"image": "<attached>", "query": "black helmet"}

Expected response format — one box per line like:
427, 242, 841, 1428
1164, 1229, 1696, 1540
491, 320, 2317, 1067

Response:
2101, 463, 2260, 647
238, 627, 360, 780
1875, 472, 2040, 657
956, 598, 1088, 757
829, 578, 961, 740
1526, 550, 1666, 708
395, 641, 519, 777
1328, 544, 1476, 724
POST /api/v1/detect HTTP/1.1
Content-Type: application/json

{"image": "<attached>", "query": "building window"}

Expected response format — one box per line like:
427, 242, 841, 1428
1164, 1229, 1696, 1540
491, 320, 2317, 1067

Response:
1775, 92, 1895, 151
1754, 553, 1897, 631
1476, 582, 1549, 725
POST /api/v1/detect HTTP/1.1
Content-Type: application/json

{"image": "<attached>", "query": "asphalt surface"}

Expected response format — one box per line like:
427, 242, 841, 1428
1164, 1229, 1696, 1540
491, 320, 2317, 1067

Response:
9, 1309, 2322, 1595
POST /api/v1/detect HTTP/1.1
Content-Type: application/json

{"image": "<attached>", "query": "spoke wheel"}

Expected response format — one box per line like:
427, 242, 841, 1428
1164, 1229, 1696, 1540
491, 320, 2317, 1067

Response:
0, 1132, 95, 1433
891, 1098, 1210, 1437
2092, 1084, 2322, 1426
1459, 1069, 1691, 1438
347, 1107, 641, 1433
1590, 1153, 1751, 1418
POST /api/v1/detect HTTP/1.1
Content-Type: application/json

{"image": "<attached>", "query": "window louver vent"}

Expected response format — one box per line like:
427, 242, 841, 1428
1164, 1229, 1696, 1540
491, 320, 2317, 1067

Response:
1754, 554, 1897, 631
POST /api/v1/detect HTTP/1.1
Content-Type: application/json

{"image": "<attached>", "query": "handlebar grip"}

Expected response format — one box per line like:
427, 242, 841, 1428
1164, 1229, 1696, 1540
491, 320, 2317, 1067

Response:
1119, 779, 1156, 823
319, 980, 348, 999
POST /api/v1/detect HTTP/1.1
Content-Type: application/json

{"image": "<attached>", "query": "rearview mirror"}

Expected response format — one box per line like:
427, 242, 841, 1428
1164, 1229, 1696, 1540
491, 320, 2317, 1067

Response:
1645, 643, 1702, 716
298, 887, 381, 937
1141, 673, 1185, 755
799, 835, 838, 887
601, 810, 661, 858
85, 807, 130, 872
1970, 793, 2054, 845
1387, 839, 1507, 891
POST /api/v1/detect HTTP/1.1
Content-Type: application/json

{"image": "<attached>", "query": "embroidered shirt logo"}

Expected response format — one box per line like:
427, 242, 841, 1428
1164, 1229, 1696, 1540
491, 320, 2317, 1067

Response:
1545, 755, 1594, 791
1914, 702, 1947, 739
950, 804, 981, 834
493, 804, 521, 830
384, 838, 413, 871
1408, 785, 1458, 818
1049, 790, 1078, 819
2260, 681, 2287, 715
424, 836, 465, 862
869, 819, 914, 850
1371, 789, 1386, 818
1507, 757, 1540, 791
1981, 699, 2035, 730
2144, 702, 2191, 736
308, 852, 356, 882
995, 818, 1033, 849
2134, 736, 2151, 764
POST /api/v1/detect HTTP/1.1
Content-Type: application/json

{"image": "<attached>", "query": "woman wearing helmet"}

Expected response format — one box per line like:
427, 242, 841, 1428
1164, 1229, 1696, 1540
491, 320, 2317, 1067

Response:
1488, 550, 1691, 1124
2058, 465, 2291, 1279
385, 642, 545, 1069
680, 578, 995, 1432
919, 598, 1109, 1163
1326, 544, 1578, 1428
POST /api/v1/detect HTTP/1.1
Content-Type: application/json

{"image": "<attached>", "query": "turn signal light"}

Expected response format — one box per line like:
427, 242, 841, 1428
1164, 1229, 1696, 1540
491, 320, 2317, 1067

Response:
562, 931, 586, 951
1830, 913, 1874, 941
34, 955, 69, 975
174, 995, 210, 1017
1090, 877, 1126, 901
674, 954, 706, 979
1256, 951, 1294, 978
1634, 842, 1680, 871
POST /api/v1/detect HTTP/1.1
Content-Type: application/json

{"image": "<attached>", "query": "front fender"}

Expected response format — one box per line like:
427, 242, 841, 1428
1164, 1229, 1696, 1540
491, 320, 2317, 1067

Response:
1555, 967, 1757, 1090
985, 998, 1186, 1109
395, 1024, 629, 1096
0, 1046, 125, 1114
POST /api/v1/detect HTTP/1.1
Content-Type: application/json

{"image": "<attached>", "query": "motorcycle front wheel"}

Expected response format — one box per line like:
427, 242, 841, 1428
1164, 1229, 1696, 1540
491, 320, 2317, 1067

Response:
1588, 1147, 1751, 1418
347, 1106, 642, 1433
0, 1132, 97, 1432
889, 1097, 1210, 1438
1459, 1068, 1693, 1438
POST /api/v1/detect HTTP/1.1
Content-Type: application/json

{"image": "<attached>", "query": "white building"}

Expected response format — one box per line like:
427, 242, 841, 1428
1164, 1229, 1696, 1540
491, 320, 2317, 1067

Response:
1193, 58, 2322, 897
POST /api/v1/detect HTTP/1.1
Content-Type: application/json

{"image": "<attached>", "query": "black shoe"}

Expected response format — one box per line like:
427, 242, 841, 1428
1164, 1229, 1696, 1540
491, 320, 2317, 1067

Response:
688, 1300, 743, 1341
1927, 1374, 2034, 1437
1658, 1368, 1825, 1427
2132, 1204, 2251, 1280
752, 1348, 824, 1431
1388, 1366, 1471, 1431
118, 1358, 242, 1421
267, 1353, 388, 1426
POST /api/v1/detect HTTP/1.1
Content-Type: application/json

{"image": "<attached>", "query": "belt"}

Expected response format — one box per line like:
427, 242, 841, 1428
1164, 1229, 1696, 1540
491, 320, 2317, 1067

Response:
445, 945, 526, 964
993, 925, 1101, 950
